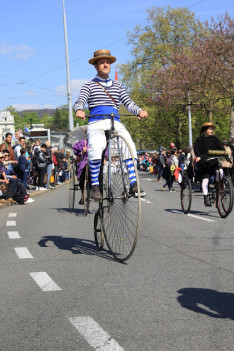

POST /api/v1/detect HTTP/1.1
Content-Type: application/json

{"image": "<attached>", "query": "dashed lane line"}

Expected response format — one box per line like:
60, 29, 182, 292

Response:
30, 272, 62, 292
145, 178, 154, 182
6, 220, 16, 226
14, 247, 33, 259
8, 213, 17, 217
7, 231, 21, 239
69, 316, 125, 351
171, 210, 215, 222
141, 198, 153, 204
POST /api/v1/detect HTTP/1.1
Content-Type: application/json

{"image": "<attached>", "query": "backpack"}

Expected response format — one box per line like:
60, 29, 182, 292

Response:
166, 156, 173, 168
32, 148, 40, 168
13, 143, 20, 150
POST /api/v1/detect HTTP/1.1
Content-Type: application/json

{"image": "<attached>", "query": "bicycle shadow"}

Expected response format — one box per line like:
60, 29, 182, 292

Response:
53, 207, 95, 216
177, 287, 234, 320
37, 235, 117, 262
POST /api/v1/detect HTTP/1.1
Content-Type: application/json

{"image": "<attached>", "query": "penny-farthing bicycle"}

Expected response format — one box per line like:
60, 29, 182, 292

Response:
180, 150, 233, 218
93, 113, 142, 262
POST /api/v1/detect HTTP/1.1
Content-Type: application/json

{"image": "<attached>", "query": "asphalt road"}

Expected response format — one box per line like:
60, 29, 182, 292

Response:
0, 172, 234, 351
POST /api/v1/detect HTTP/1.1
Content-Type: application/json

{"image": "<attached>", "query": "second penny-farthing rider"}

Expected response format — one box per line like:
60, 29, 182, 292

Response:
74, 49, 148, 201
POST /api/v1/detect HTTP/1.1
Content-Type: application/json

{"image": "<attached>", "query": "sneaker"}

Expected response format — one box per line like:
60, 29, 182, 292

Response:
91, 185, 102, 202
35, 187, 39, 190
39, 187, 47, 191
170, 188, 175, 192
161, 186, 165, 191
24, 197, 35, 204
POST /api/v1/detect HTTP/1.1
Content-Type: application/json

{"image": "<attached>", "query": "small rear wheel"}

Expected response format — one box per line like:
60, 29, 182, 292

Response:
94, 210, 104, 251
180, 175, 192, 214
83, 164, 90, 216
68, 165, 76, 212
217, 177, 233, 218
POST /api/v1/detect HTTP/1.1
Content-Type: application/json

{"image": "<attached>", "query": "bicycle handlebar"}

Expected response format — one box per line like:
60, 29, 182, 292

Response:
208, 150, 229, 157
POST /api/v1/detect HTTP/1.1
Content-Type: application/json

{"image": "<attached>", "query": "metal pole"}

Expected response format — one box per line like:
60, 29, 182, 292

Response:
63, 0, 74, 131
188, 95, 193, 147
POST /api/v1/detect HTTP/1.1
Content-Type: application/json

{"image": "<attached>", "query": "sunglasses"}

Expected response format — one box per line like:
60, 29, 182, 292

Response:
0, 156, 5, 159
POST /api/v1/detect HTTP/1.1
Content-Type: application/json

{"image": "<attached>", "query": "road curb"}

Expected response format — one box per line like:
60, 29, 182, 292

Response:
0, 182, 67, 209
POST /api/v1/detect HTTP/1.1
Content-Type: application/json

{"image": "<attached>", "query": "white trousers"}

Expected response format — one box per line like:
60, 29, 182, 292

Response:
87, 120, 137, 160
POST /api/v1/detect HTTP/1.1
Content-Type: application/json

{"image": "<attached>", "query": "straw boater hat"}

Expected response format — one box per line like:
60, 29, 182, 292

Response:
200, 122, 216, 133
89, 50, 116, 65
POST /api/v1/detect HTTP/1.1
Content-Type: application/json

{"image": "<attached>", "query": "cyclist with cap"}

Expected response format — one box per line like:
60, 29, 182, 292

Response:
194, 122, 224, 207
74, 49, 148, 201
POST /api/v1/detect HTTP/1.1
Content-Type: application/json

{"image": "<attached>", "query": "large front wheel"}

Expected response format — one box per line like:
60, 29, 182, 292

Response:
102, 134, 141, 262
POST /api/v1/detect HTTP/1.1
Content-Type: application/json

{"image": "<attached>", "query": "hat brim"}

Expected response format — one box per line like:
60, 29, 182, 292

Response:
89, 56, 116, 65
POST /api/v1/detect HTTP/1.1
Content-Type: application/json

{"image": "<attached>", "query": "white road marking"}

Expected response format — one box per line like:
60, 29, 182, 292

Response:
141, 198, 153, 204
14, 247, 33, 259
145, 178, 154, 182
8, 213, 17, 217
171, 210, 215, 222
6, 220, 16, 226
30, 272, 62, 292
69, 316, 125, 351
8, 231, 21, 239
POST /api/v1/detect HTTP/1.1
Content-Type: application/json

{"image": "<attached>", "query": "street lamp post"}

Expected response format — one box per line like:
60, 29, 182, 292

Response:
62, 0, 74, 131
188, 93, 193, 147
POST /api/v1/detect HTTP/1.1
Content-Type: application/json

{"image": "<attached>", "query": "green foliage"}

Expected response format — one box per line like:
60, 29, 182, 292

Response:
118, 6, 232, 147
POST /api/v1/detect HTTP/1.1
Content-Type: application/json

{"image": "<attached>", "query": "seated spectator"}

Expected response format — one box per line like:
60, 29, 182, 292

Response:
0, 152, 29, 204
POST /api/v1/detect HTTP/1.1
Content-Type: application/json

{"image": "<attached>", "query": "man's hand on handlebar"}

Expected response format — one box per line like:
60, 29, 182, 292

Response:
75, 110, 86, 120
137, 110, 148, 120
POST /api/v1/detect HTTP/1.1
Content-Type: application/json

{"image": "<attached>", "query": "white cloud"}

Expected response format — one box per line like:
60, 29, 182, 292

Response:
0, 42, 36, 59
55, 79, 87, 97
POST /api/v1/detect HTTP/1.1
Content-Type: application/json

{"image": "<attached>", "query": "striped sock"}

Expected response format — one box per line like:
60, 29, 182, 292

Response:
125, 158, 137, 186
89, 159, 101, 186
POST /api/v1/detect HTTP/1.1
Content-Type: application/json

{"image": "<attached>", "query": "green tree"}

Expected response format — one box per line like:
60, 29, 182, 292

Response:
118, 6, 205, 147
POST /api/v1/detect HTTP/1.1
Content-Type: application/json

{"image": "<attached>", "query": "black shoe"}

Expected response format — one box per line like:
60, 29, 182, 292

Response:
91, 185, 102, 202
129, 182, 145, 196
204, 195, 211, 207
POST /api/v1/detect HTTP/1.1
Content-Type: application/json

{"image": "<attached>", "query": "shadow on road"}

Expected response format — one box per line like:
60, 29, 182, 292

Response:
52, 207, 95, 216
37, 235, 116, 262
166, 208, 218, 219
177, 287, 234, 320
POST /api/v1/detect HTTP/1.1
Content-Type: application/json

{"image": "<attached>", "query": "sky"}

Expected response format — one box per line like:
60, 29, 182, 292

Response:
0, 0, 233, 112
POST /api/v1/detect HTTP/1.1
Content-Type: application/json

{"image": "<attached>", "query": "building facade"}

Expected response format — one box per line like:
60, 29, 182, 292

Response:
0, 111, 15, 144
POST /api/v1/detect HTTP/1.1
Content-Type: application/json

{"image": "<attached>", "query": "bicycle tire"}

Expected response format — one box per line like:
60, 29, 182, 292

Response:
217, 177, 233, 218
83, 164, 90, 216
101, 134, 141, 262
180, 174, 192, 214
94, 209, 104, 251
68, 165, 76, 212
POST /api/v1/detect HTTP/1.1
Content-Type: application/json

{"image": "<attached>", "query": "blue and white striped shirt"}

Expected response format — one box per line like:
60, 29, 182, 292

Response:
74, 76, 142, 122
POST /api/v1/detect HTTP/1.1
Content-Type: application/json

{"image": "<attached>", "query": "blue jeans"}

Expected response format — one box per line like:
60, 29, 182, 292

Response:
46, 163, 53, 187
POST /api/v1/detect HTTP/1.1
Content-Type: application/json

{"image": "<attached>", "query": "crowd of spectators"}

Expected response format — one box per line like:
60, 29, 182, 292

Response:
0, 132, 71, 206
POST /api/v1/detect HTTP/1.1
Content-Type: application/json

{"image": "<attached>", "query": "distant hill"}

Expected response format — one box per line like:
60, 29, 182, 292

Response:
18, 109, 56, 118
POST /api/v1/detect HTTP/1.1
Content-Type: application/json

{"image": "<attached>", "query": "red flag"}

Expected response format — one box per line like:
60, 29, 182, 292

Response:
115, 69, 118, 81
